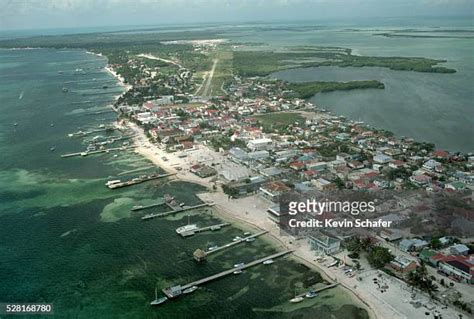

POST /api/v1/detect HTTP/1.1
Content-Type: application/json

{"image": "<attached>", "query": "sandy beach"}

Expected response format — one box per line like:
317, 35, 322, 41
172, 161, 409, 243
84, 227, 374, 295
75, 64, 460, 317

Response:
118, 120, 380, 318
121, 120, 468, 319
104, 66, 133, 96
106, 58, 465, 319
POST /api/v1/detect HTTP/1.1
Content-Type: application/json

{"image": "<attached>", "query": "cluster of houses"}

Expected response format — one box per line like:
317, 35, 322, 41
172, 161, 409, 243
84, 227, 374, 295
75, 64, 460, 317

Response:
113, 58, 474, 287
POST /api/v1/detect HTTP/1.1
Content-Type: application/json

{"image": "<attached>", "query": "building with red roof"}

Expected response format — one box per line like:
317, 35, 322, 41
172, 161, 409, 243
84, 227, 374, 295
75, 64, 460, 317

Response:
437, 255, 474, 284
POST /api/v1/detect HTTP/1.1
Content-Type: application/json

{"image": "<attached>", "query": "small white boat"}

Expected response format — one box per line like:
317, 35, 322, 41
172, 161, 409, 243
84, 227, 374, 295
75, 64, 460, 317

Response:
176, 216, 198, 235
106, 180, 121, 186
182, 286, 198, 294
290, 287, 304, 303
263, 259, 274, 265
232, 236, 242, 242
233, 270, 243, 275
150, 288, 168, 306
305, 290, 318, 298
290, 296, 304, 303
208, 245, 218, 251
234, 263, 245, 268
245, 237, 255, 242
176, 224, 198, 234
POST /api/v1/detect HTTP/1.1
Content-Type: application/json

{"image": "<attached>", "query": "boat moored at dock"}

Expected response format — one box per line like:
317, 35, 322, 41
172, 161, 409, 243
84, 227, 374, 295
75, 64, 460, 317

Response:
290, 296, 304, 303
176, 224, 199, 235
182, 286, 198, 294
150, 288, 168, 306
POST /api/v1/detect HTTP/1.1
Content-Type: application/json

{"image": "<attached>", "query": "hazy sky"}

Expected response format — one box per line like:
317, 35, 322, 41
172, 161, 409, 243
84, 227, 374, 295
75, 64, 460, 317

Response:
1, 0, 473, 30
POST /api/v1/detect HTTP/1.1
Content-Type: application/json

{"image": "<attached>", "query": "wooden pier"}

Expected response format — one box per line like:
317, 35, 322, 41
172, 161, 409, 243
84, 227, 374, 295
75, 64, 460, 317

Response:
179, 222, 230, 237
61, 146, 134, 158
131, 199, 166, 211
67, 126, 117, 138
193, 231, 268, 262
295, 283, 339, 298
141, 202, 214, 220
107, 173, 175, 189
162, 250, 293, 298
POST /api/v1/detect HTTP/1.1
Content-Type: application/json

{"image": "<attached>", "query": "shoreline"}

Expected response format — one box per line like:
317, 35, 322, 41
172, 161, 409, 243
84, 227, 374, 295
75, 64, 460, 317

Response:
103, 60, 450, 319
104, 65, 133, 98
104, 57, 466, 319
206, 197, 377, 318
120, 118, 378, 318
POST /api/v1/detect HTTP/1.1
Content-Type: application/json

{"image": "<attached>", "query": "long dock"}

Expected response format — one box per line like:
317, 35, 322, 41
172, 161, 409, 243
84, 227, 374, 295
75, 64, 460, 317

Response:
295, 283, 339, 298
61, 146, 134, 158
193, 231, 268, 262
179, 222, 230, 237
141, 202, 214, 220
207, 231, 268, 255
67, 126, 117, 138
131, 199, 166, 211
108, 173, 175, 189
163, 250, 293, 298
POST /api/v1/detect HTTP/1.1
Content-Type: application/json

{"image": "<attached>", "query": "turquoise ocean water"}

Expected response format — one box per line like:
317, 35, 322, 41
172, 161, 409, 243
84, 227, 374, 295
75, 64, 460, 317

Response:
0, 49, 368, 318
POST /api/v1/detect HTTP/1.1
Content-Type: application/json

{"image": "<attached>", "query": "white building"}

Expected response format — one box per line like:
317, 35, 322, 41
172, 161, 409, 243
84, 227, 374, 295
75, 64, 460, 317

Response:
308, 232, 341, 255
247, 138, 273, 151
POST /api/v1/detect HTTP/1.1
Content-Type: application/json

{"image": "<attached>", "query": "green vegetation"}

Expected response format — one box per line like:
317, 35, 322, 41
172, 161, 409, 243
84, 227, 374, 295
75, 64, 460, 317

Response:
345, 236, 393, 269
232, 48, 456, 77
288, 80, 385, 98
222, 184, 239, 198
367, 247, 394, 269
453, 299, 472, 314
253, 112, 304, 132
407, 262, 438, 297
430, 238, 442, 250
209, 49, 234, 95
209, 135, 246, 151
0, 30, 221, 49
386, 167, 411, 181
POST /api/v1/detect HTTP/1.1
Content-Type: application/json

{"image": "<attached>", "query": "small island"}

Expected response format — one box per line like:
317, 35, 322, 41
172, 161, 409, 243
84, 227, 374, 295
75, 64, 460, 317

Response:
233, 49, 457, 76
288, 80, 385, 99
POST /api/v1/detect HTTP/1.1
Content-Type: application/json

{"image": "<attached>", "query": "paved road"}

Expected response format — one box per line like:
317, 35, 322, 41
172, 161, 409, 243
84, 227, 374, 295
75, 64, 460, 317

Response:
137, 53, 184, 69
202, 59, 218, 97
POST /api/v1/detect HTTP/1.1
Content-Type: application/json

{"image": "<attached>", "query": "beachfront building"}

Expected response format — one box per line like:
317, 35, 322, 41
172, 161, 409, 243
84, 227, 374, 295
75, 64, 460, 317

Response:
259, 181, 291, 203
267, 206, 287, 225
437, 255, 474, 284
389, 256, 418, 274
308, 232, 341, 255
